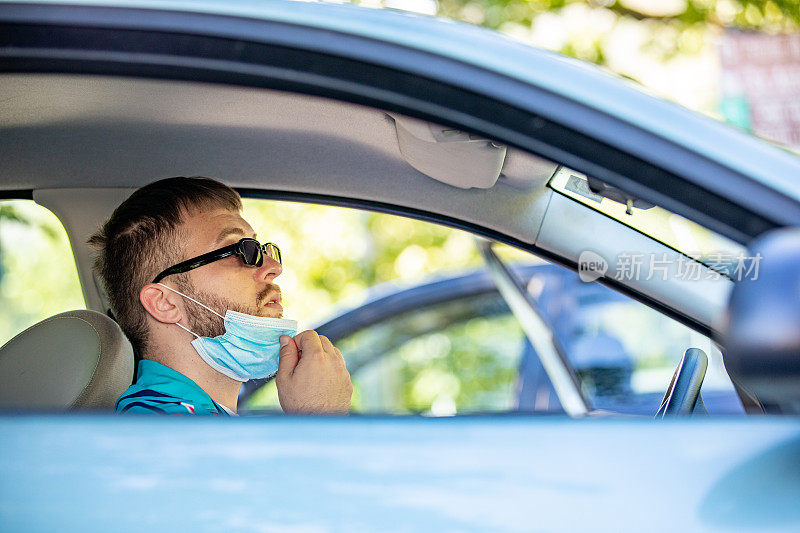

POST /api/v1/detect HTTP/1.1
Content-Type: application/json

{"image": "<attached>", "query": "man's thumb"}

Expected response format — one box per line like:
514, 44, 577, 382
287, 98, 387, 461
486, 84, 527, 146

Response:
277, 335, 299, 376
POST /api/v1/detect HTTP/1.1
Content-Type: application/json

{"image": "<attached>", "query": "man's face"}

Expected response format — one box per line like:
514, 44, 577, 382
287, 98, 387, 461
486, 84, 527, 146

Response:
173, 207, 283, 337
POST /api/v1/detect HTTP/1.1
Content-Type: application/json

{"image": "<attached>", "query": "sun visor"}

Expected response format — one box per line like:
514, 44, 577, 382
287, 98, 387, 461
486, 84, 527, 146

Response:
390, 114, 506, 189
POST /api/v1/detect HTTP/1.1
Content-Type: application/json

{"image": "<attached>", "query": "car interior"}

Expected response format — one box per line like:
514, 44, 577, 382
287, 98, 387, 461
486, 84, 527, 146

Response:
0, 73, 791, 415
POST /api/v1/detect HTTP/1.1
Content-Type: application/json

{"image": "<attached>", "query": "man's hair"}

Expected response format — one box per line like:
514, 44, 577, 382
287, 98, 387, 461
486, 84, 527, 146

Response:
88, 177, 242, 357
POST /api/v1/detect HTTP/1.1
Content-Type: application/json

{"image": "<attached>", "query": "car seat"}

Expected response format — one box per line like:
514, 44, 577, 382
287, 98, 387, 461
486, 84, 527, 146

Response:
0, 309, 134, 410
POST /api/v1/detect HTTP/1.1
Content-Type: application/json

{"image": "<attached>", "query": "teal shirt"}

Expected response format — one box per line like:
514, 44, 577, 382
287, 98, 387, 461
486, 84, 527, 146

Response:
116, 360, 231, 415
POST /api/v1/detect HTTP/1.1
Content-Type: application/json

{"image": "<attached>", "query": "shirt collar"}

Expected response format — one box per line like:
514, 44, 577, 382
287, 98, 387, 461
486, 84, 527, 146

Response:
135, 360, 234, 415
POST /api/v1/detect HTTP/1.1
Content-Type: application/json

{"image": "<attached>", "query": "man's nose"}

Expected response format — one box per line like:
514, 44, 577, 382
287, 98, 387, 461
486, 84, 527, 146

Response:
255, 255, 282, 281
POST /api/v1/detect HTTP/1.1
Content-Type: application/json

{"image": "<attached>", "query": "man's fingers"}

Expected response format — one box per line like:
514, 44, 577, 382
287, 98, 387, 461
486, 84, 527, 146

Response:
275, 330, 353, 415
319, 335, 335, 353
277, 335, 300, 378
319, 335, 347, 369
294, 330, 325, 358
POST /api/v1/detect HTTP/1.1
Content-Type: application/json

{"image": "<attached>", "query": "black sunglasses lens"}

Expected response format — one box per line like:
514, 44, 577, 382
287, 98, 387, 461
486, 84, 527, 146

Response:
239, 239, 262, 266
264, 243, 281, 265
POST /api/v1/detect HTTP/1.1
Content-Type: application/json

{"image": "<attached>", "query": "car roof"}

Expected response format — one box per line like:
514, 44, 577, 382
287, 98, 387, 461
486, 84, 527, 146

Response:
5, 0, 800, 203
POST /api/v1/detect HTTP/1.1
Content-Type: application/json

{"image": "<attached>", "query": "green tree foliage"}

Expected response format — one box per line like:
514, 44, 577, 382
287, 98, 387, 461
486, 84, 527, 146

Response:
435, 0, 798, 64
241, 200, 484, 323
0, 202, 84, 345
241, 199, 528, 414
397, 315, 523, 413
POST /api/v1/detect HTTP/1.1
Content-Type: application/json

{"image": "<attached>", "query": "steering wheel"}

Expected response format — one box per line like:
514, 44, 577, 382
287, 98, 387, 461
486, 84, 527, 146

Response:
655, 348, 708, 418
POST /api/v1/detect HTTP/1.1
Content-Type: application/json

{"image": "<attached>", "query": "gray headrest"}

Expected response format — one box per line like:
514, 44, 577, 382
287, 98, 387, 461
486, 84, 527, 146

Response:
0, 310, 134, 410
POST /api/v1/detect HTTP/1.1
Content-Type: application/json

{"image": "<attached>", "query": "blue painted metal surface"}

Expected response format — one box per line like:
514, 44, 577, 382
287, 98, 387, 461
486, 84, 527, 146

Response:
1, 415, 799, 532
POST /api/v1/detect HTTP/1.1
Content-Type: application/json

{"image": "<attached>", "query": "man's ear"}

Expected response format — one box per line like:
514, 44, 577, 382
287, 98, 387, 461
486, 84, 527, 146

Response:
140, 283, 184, 324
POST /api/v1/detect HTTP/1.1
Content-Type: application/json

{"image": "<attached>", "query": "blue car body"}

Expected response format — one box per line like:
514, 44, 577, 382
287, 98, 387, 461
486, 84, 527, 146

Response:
2, 416, 800, 532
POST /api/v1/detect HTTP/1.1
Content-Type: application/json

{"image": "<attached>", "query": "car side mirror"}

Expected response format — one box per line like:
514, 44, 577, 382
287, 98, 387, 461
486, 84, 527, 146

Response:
723, 227, 800, 414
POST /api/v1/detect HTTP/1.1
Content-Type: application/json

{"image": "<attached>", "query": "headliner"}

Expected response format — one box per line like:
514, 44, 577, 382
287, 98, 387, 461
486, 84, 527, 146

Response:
0, 73, 553, 193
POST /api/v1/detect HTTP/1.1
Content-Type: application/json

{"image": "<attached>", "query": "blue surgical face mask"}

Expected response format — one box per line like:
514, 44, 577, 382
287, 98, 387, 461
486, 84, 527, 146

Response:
158, 284, 297, 382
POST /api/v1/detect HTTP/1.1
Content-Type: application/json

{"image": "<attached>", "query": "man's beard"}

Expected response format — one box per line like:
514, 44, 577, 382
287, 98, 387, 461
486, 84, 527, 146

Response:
176, 278, 279, 338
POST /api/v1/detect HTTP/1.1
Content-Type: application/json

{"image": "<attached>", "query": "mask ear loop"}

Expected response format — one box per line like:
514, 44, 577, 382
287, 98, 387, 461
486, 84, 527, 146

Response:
157, 282, 225, 337
174, 321, 200, 339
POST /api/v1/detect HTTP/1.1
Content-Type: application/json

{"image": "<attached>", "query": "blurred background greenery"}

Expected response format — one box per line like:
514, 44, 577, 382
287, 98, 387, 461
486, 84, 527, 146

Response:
360, 0, 799, 119
0, 202, 84, 345
241, 200, 486, 323
240, 200, 522, 414
238, 200, 731, 414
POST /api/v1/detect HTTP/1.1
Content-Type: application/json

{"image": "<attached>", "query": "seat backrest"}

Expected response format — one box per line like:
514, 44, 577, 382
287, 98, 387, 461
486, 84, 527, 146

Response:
0, 310, 134, 410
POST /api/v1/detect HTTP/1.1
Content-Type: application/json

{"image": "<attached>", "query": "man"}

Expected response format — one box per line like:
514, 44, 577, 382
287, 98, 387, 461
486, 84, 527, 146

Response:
89, 177, 353, 415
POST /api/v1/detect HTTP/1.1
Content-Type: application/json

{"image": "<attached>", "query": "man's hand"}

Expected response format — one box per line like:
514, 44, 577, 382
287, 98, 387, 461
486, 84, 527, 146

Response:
276, 330, 353, 414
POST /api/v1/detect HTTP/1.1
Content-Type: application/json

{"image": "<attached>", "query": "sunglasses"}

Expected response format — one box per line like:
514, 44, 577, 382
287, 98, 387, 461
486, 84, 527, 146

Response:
152, 238, 281, 283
